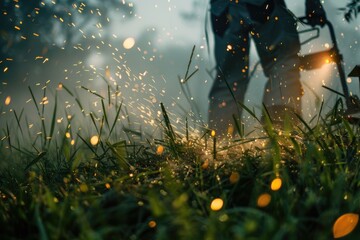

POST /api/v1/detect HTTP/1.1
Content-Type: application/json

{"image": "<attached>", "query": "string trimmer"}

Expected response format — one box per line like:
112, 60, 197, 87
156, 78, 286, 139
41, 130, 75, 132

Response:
298, 17, 360, 124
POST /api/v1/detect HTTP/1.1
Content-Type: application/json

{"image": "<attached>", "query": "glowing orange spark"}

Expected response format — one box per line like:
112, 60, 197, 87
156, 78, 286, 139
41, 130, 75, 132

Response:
333, 213, 359, 238
123, 37, 135, 49
257, 193, 271, 207
270, 177, 282, 191
210, 198, 224, 211
5, 96, 11, 105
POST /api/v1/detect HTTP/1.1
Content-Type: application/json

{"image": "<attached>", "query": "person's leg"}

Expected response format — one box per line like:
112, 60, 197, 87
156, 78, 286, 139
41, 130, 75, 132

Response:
208, 8, 251, 135
252, 3, 303, 123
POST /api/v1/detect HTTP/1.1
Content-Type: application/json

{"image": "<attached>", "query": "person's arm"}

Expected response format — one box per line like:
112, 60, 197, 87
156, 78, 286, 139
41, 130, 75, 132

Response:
305, 0, 327, 27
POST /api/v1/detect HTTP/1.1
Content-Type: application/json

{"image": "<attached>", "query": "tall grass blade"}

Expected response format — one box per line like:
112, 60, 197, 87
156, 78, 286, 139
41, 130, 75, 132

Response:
77, 133, 99, 158
61, 83, 74, 97
47, 92, 58, 147
108, 85, 111, 106
13, 110, 23, 135
28, 86, 40, 114
24, 151, 46, 171
238, 101, 261, 123
81, 86, 105, 99
6, 123, 11, 150
160, 103, 176, 142
233, 114, 244, 138
89, 112, 100, 135
101, 99, 110, 129
35, 203, 49, 240
109, 100, 123, 137
183, 45, 196, 82
322, 85, 345, 97
106, 140, 131, 170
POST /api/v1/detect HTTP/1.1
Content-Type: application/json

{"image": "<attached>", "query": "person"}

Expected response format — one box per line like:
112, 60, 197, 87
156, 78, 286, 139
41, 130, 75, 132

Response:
208, 0, 327, 135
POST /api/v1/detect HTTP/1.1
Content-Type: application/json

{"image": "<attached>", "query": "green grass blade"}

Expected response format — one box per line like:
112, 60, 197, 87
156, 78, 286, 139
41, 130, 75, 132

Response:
77, 133, 99, 158
101, 99, 110, 129
160, 102, 176, 141
35, 203, 49, 240
81, 86, 105, 99
184, 45, 196, 81
109, 100, 123, 137
13, 110, 24, 135
24, 151, 46, 171
47, 92, 58, 147
28, 86, 40, 115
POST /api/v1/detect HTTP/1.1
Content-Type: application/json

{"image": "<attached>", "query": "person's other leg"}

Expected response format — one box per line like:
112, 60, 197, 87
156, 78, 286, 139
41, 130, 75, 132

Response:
252, 4, 303, 123
208, 7, 251, 135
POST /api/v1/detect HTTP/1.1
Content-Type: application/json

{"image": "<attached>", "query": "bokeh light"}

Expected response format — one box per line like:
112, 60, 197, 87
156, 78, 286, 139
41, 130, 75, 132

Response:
229, 172, 240, 184
123, 37, 135, 49
5, 96, 11, 105
257, 193, 271, 207
90, 135, 99, 146
270, 178, 282, 191
156, 145, 164, 155
210, 198, 224, 211
333, 213, 359, 238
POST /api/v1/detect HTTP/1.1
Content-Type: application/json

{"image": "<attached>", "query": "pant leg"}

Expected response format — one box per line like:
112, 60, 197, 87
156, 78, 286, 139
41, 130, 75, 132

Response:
252, 4, 303, 122
208, 6, 251, 135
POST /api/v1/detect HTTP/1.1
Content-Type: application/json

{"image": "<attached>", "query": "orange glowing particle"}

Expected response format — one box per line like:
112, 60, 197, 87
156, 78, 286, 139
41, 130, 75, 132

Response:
5, 96, 11, 105
71, 139, 75, 145
210, 198, 224, 211
202, 159, 209, 169
105, 183, 111, 189
65, 132, 71, 138
156, 145, 164, 155
333, 213, 359, 238
105, 67, 111, 78
257, 193, 271, 207
270, 178, 282, 191
229, 172, 240, 184
79, 183, 89, 193
227, 125, 234, 135
123, 37, 135, 49
148, 220, 157, 228
90, 135, 99, 146
211, 130, 216, 137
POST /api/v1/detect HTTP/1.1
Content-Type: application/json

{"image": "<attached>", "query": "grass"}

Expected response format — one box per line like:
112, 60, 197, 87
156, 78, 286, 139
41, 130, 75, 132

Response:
1, 56, 360, 239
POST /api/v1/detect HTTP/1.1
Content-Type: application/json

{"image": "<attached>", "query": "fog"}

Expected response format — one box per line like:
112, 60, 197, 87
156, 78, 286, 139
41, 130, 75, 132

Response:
1, 0, 359, 135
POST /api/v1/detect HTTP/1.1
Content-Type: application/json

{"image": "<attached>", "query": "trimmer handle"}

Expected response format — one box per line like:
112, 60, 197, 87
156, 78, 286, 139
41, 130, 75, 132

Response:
298, 16, 351, 105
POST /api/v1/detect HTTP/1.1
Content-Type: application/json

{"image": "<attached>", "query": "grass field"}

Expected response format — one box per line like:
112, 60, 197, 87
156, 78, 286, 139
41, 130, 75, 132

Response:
1, 78, 360, 240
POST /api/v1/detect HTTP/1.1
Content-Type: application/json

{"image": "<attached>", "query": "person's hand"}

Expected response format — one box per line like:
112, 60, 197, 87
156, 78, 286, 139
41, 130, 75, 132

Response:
305, 0, 327, 27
